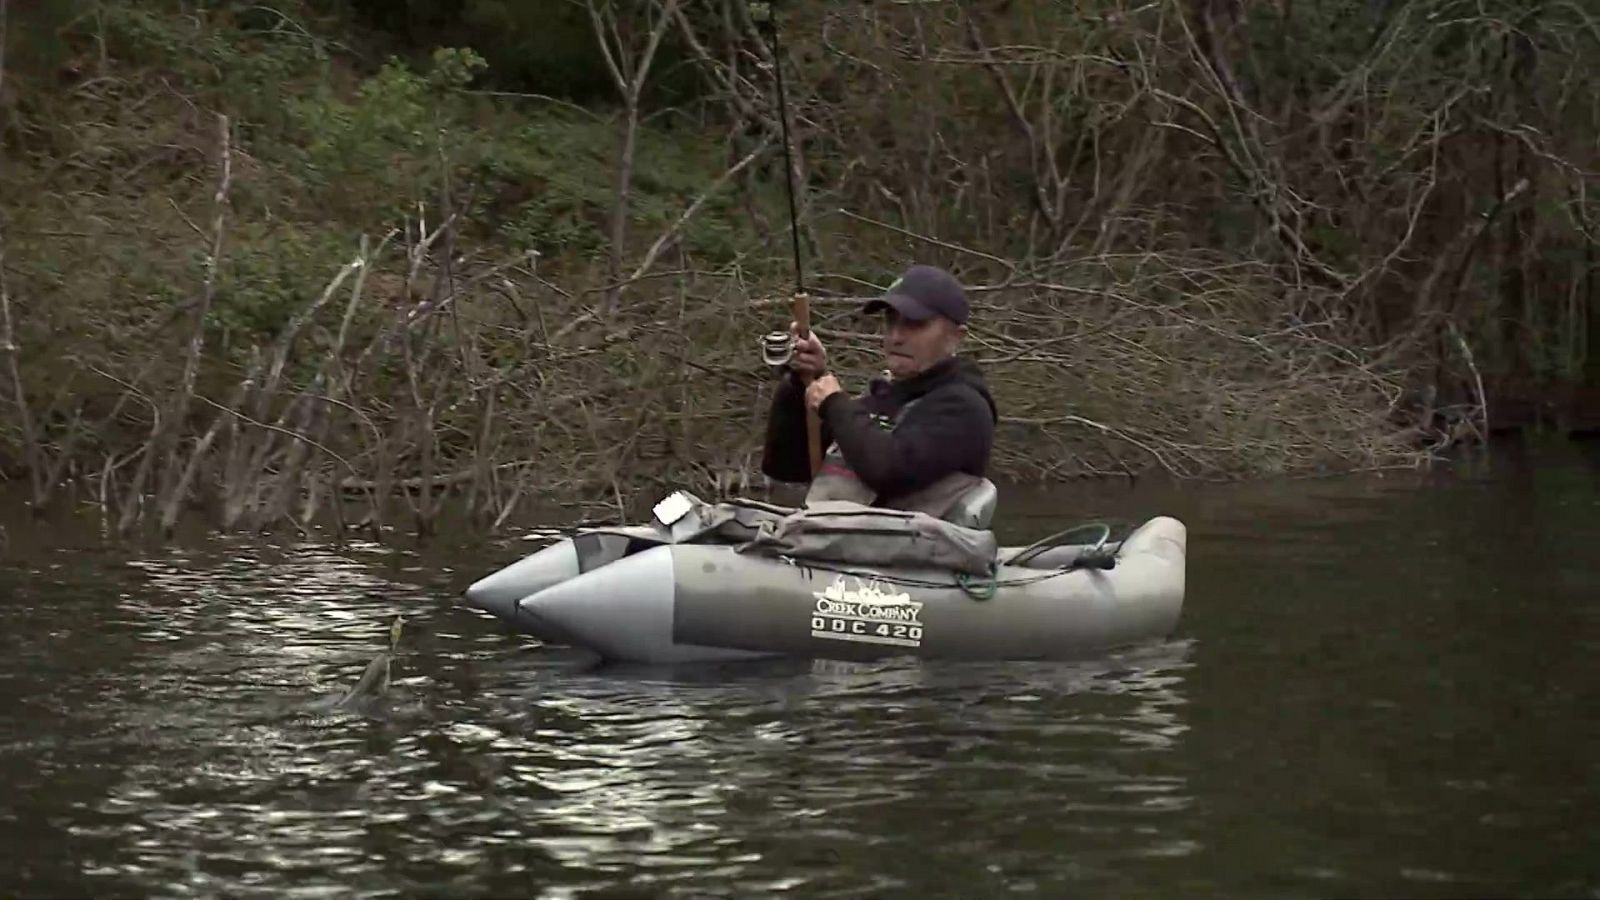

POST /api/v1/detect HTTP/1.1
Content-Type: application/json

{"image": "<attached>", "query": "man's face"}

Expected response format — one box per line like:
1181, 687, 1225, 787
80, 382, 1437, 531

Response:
882, 310, 965, 379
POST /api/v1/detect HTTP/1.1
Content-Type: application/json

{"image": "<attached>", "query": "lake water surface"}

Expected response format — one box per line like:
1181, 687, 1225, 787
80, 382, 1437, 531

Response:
2, 438, 1597, 898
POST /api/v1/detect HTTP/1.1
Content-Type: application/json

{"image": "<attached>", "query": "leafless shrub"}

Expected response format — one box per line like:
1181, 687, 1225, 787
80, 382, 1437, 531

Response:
9, 0, 1589, 540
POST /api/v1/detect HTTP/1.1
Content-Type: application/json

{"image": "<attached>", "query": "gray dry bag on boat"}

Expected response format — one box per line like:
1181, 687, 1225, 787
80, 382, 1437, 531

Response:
727, 501, 998, 576
651, 494, 999, 576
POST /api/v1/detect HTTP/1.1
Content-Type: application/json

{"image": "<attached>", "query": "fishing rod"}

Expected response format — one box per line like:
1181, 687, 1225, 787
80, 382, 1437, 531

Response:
755, 2, 805, 297
752, 0, 823, 476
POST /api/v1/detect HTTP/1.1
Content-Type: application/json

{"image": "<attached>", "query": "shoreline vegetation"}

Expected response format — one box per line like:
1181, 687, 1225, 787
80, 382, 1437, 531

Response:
1, 0, 1596, 541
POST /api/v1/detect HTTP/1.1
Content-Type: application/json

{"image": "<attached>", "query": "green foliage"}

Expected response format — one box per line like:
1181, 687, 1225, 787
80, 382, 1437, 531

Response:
7, 0, 766, 384
485, 116, 750, 262
89, 2, 332, 132
2, 1, 99, 78
489, 118, 615, 257
211, 224, 355, 341
15, 0, 1595, 511
280, 44, 747, 263
316, 0, 703, 103
285, 47, 485, 222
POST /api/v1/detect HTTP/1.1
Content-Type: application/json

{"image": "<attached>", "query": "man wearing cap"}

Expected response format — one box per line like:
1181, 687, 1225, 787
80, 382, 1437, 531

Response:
761, 264, 998, 518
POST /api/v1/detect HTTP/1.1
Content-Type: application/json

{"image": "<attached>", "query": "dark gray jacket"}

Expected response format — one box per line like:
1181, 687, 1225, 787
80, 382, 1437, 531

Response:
761, 356, 997, 499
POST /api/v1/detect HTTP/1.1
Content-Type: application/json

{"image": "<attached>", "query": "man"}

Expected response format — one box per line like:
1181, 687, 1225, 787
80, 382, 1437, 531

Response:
761, 264, 998, 517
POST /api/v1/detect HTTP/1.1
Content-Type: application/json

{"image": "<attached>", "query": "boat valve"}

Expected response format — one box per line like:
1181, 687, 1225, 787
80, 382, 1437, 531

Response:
760, 330, 794, 375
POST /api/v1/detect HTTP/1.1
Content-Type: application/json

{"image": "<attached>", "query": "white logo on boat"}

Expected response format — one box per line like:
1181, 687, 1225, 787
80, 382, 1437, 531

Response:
810, 576, 924, 648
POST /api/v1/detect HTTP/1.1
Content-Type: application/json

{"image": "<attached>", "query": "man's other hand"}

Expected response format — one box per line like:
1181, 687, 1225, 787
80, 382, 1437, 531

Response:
805, 374, 842, 411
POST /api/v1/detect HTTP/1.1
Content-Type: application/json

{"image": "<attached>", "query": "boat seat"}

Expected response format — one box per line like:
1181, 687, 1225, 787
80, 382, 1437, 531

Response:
942, 478, 998, 530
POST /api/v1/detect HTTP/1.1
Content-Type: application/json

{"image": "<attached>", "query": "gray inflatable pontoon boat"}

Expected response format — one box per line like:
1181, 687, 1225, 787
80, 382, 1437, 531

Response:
462, 485, 1186, 665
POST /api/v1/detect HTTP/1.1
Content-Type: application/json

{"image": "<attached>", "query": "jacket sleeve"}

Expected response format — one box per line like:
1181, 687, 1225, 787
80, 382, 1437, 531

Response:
817, 385, 994, 497
760, 372, 834, 483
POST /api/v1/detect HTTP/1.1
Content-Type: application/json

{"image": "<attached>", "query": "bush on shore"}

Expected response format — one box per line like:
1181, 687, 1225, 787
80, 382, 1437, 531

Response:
2, 0, 1592, 537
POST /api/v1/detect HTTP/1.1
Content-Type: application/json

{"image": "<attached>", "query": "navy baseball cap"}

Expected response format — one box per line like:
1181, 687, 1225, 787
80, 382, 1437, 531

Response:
864, 265, 970, 325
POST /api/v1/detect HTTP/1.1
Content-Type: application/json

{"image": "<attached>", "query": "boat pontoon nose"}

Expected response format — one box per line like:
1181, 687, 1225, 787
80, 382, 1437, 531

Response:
518, 545, 772, 665
462, 538, 580, 623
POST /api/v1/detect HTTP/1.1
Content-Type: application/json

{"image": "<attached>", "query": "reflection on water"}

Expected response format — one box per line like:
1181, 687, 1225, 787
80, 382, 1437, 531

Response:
1, 437, 1597, 897
1, 536, 1196, 898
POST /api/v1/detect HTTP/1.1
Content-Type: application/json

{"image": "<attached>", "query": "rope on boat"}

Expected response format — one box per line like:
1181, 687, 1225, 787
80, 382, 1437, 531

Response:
1005, 523, 1114, 568
956, 570, 999, 601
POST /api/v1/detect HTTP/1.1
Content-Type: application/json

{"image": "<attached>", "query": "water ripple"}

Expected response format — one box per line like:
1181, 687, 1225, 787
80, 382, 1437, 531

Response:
4, 460, 1598, 897
0, 537, 1205, 897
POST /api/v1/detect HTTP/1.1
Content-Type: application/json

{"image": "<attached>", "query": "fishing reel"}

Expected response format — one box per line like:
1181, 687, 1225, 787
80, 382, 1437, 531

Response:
759, 330, 794, 376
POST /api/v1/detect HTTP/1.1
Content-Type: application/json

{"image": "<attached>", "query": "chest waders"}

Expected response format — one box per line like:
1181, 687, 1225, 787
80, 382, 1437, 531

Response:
803, 398, 985, 519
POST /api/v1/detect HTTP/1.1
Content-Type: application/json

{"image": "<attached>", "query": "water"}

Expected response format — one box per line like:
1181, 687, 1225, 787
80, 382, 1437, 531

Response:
2, 438, 1598, 898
